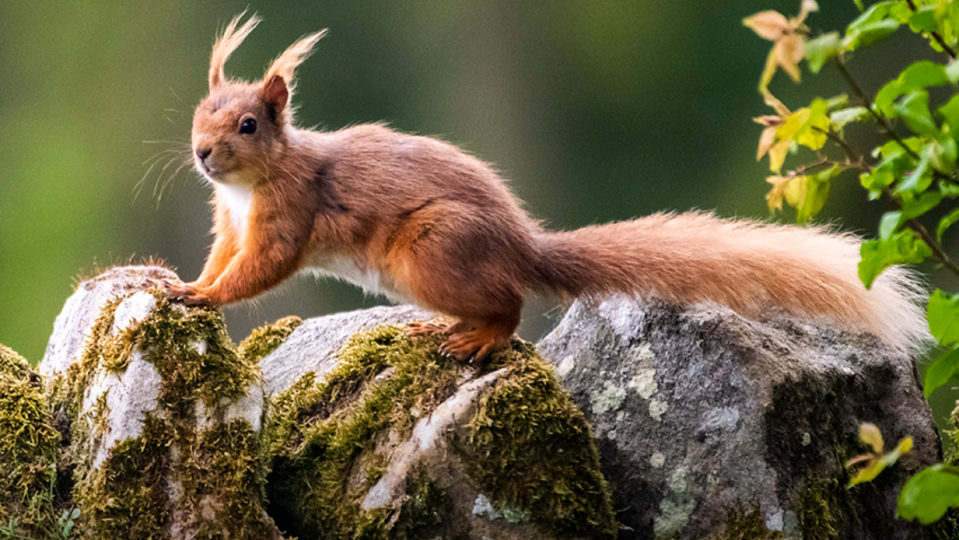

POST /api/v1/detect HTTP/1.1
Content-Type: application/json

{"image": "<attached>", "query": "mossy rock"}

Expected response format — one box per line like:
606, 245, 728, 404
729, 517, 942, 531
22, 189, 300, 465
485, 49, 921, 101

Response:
29, 267, 617, 539
0, 344, 62, 537
40, 267, 286, 539
264, 325, 617, 539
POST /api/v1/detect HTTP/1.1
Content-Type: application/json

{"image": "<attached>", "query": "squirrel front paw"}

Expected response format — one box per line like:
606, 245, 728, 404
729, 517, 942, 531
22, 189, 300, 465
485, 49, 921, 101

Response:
162, 279, 214, 307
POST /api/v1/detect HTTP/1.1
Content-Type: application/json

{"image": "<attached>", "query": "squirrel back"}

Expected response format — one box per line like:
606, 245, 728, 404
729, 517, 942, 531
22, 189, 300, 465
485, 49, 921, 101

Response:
167, 13, 928, 360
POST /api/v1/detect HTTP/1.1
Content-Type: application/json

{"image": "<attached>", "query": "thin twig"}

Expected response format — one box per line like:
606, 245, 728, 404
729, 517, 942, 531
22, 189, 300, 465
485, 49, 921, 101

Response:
834, 58, 921, 161
826, 129, 959, 278
789, 157, 831, 176
816, 127, 869, 166
907, 217, 959, 276
880, 186, 959, 277
905, 0, 958, 59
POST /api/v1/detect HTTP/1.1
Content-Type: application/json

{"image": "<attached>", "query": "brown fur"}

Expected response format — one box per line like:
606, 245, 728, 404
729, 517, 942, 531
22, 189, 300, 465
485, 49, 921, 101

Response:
167, 15, 927, 360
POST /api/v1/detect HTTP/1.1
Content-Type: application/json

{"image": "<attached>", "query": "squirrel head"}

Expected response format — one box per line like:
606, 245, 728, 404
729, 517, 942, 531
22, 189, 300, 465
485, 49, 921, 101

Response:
191, 13, 326, 186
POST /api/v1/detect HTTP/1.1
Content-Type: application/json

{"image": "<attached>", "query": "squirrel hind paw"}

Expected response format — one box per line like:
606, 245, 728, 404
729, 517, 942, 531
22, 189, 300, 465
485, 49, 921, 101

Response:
405, 319, 452, 337
438, 327, 509, 362
406, 318, 471, 337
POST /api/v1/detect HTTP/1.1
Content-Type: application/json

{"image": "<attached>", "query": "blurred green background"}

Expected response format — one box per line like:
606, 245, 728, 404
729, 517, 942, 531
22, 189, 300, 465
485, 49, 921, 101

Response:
1, 1, 955, 418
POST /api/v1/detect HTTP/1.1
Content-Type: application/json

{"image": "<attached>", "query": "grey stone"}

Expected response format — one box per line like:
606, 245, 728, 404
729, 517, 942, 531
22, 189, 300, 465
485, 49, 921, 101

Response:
40, 265, 177, 378
538, 295, 941, 540
261, 304, 432, 396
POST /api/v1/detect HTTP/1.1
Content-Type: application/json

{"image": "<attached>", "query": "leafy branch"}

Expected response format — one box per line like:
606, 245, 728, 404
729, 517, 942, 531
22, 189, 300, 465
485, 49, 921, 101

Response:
746, 0, 959, 524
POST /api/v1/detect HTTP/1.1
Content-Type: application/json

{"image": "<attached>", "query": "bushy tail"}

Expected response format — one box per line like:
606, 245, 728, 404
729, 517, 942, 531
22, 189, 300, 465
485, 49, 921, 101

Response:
532, 212, 927, 354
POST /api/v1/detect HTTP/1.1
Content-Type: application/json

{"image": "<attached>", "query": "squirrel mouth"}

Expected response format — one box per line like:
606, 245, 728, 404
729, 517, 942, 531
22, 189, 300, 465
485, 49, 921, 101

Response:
198, 161, 221, 179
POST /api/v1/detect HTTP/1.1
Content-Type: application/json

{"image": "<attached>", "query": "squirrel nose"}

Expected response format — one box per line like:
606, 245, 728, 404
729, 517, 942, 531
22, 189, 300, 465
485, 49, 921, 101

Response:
195, 146, 212, 160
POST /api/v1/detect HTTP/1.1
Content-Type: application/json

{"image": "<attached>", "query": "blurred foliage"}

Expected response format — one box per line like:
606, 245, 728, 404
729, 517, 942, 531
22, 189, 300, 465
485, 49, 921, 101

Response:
0, 1, 935, 373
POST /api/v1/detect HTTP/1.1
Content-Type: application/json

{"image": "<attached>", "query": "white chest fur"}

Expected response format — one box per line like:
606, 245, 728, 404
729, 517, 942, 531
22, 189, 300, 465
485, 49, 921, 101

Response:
305, 252, 408, 303
216, 183, 254, 237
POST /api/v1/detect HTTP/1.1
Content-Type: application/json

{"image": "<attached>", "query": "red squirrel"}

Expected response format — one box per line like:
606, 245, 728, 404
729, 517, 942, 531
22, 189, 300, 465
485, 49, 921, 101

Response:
165, 14, 926, 360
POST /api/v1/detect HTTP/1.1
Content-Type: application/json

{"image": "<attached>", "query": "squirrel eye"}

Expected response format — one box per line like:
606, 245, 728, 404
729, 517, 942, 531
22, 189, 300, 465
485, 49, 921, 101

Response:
239, 118, 257, 135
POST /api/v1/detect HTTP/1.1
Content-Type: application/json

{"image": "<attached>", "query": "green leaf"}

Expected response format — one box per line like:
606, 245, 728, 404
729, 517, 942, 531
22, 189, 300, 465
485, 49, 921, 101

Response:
895, 152, 932, 195
894, 91, 941, 137
941, 180, 959, 198
850, 436, 913, 487
929, 138, 958, 172
844, 19, 901, 50
825, 94, 850, 111
923, 346, 959, 398
879, 211, 903, 240
875, 62, 951, 117
908, 7, 939, 33
859, 229, 933, 288
947, 60, 959, 84
937, 94, 959, 130
796, 99, 830, 150
844, 2, 904, 50
830, 106, 871, 130
853, 0, 864, 11
805, 32, 843, 73
937, 208, 959, 242
901, 192, 942, 221
928, 289, 959, 345
898, 465, 959, 524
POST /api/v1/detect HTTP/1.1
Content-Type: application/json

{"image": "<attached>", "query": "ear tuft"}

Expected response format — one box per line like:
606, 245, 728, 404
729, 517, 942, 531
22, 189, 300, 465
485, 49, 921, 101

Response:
209, 12, 261, 90
260, 75, 289, 122
263, 29, 327, 89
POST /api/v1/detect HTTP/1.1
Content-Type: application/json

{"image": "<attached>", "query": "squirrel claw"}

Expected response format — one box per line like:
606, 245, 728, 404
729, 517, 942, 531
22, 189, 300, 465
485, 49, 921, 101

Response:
162, 279, 213, 307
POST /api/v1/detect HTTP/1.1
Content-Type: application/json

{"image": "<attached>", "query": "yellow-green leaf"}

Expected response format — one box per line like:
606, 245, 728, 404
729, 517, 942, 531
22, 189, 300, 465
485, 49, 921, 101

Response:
860, 422, 884, 454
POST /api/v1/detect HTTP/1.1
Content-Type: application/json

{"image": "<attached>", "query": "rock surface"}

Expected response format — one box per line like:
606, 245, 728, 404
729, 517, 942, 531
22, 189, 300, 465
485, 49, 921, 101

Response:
0, 266, 945, 539
40, 266, 282, 539
537, 296, 941, 540
22, 266, 616, 539
261, 304, 431, 396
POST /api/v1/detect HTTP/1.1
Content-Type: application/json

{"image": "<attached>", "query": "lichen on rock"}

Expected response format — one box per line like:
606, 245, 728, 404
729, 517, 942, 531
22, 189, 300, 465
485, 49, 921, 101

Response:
538, 296, 942, 539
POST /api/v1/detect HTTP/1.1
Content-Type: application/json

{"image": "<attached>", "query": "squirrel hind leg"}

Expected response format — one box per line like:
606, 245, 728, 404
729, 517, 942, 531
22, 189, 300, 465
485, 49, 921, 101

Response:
437, 313, 520, 362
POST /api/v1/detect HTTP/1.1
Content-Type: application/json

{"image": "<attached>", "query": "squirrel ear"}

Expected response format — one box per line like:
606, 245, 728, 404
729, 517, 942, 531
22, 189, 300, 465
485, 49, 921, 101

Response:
260, 75, 289, 120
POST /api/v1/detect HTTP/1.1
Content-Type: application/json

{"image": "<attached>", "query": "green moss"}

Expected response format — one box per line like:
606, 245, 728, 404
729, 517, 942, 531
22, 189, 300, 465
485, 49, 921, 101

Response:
52, 290, 291, 539
0, 344, 62, 538
712, 509, 783, 540
798, 476, 841, 540
239, 316, 302, 363
186, 420, 277, 539
391, 472, 448, 537
265, 325, 459, 539
459, 342, 617, 538
134, 290, 259, 413
77, 414, 171, 539
264, 325, 616, 539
